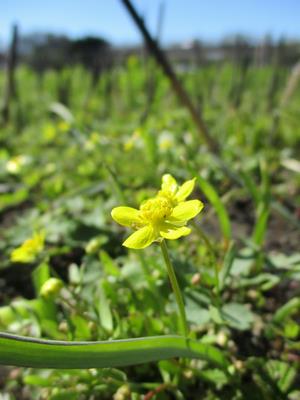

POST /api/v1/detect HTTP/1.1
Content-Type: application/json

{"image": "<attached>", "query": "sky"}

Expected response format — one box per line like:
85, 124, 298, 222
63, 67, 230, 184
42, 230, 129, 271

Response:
1, 0, 300, 47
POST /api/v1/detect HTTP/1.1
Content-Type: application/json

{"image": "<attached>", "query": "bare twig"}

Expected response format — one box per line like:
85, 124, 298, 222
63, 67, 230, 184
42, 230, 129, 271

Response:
144, 383, 173, 400
140, 1, 165, 123
120, 0, 219, 154
1, 25, 18, 124
280, 61, 300, 107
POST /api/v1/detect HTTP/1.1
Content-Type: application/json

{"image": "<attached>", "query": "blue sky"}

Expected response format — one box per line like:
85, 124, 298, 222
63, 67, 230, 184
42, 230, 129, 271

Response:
1, 0, 299, 46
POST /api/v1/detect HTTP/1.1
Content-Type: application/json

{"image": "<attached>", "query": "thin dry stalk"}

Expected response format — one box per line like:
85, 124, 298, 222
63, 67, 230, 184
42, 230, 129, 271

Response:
1, 25, 18, 124
280, 61, 300, 107
120, 0, 219, 154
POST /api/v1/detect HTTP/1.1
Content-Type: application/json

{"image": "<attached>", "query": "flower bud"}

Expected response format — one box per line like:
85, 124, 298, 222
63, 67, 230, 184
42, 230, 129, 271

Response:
191, 273, 201, 285
40, 278, 63, 299
113, 385, 131, 400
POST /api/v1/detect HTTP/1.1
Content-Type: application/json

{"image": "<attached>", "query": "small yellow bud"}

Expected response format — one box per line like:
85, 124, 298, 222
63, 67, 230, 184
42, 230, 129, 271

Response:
85, 237, 103, 254
6, 155, 30, 174
58, 321, 69, 333
113, 385, 131, 400
88, 321, 97, 332
183, 369, 194, 379
234, 360, 244, 371
58, 121, 70, 132
191, 273, 201, 285
216, 331, 228, 347
40, 278, 63, 299
247, 289, 258, 299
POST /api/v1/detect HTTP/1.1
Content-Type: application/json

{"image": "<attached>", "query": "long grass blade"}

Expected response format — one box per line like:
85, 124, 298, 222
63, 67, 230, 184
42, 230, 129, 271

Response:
0, 333, 228, 370
196, 174, 232, 242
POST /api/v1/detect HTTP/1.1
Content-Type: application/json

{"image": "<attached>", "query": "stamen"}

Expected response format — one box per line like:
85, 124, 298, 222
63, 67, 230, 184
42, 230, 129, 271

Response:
140, 196, 173, 224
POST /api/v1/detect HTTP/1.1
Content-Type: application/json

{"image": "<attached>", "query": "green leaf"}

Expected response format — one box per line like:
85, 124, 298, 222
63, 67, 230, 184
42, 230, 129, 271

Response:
0, 300, 31, 326
0, 188, 29, 212
265, 360, 297, 393
49, 392, 78, 400
24, 374, 51, 387
268, 252, 300, 270
69, 263, 81, 284
239, 273, 280, 291
32, 263, 50, 295
185, 296, 211, 326
98, 279, 114, 332
240, 170, 260, 206
121, 259, 146, 289
209, 305, 224, 325
196, 174, 232, 242
284, 320, 300, 339
252, 203, 269, 246
0, 333, 229, 370
271, 200, 300, 230
272, 298, 300, 324
70, 315, 91, 340
222, 303, 255, 330
230, 248, 255, 276
100, 250, 120, 277
197, 368, 229, 387
219, 241, 236, 290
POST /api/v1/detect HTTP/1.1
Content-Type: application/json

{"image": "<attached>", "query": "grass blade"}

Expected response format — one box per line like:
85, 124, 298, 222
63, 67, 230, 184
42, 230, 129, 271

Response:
219, 241, 236, 291
272, 298, 300, 324
196, 174, 232, 242
0, 333, 228, 370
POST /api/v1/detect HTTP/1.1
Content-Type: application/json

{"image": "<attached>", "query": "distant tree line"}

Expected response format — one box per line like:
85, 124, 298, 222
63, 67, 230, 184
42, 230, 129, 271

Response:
1, 32, 300, 73
164, 36, 300, 68
2, 33, 112, 80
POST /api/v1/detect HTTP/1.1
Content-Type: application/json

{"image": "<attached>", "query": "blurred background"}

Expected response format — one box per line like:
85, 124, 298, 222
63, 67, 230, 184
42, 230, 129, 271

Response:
1, 0, 300, 71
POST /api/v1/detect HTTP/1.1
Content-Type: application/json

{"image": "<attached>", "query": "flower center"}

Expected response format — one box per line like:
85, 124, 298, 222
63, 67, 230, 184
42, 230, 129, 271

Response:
140, 196, 173, 224
158, 189, 178, 207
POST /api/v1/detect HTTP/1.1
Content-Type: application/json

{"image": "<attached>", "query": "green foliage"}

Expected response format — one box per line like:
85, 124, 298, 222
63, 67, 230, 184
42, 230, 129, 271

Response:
0, 60, 299, 399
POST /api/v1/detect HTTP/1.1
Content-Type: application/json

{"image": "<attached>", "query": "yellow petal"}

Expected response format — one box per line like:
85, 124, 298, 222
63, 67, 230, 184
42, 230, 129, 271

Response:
11, 248, 34, 263
175, 178, 196, 202
160, 225, 191, 240
161, 174, 177, 195
111, 206, 140, 227
123, 225, 156, 249
170, 200, 204, 222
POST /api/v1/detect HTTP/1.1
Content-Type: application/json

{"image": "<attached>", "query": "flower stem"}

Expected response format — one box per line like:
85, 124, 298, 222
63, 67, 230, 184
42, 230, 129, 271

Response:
160, 240, 188, 337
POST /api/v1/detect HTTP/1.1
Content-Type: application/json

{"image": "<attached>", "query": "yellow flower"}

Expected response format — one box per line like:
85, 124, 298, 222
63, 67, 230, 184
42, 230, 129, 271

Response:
11, 231, 45, 263
43, 123, 56, 141
111, 175, 203, 249
158, 132, 174, 152
158, 174, 197, 207
123, 130, 141, 152
6, 155, 29, 174
58, 121, 70, 132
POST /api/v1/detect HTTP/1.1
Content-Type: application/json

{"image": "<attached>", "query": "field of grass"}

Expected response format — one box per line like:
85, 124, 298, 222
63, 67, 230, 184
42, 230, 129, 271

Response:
0, 58, 299, 399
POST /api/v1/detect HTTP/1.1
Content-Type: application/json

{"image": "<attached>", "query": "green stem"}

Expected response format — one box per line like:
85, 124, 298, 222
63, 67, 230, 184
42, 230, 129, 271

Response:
160, 240, 188, 337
